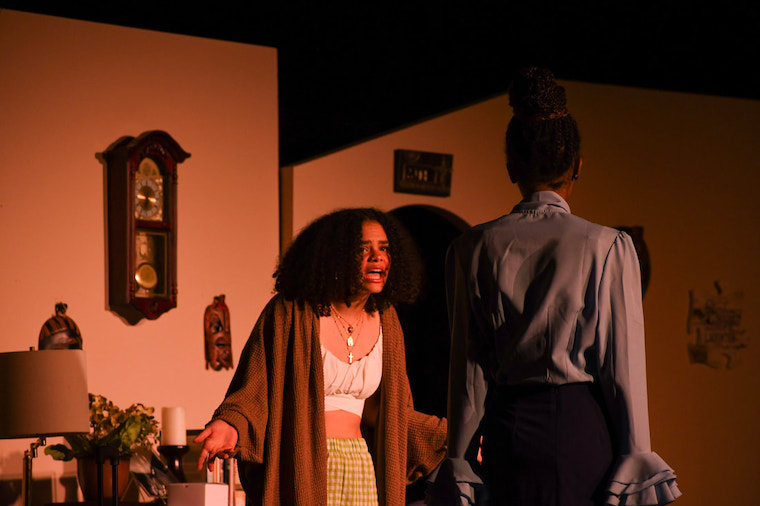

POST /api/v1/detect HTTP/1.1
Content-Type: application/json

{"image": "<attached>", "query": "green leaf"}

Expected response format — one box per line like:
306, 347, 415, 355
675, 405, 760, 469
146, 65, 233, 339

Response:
44, 444, 75, 461
65, 434, 94, 457
99, 426, 122, 450
119, 416, 143, 451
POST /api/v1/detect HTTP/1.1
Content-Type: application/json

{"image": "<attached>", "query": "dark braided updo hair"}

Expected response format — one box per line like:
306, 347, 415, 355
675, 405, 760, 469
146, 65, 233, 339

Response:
505, 67, 581, 189
273, 208, 422, 315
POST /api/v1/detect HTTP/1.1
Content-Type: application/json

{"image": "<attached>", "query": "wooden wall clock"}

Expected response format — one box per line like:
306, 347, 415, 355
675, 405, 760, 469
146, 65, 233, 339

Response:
98, 131, 190, 324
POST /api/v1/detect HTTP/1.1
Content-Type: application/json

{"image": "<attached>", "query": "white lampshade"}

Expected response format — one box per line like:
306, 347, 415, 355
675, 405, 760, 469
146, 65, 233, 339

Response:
0, 349, 90, 439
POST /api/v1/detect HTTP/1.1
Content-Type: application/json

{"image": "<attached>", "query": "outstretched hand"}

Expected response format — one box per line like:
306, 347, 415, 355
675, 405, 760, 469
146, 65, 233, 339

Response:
194, 420, 239, 471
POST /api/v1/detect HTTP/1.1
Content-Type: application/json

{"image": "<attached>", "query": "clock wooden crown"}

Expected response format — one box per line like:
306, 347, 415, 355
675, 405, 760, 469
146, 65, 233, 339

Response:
98, 130, 190, 324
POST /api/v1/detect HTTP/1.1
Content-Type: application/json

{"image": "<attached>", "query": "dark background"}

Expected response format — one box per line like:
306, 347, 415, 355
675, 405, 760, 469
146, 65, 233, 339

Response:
2, 1, 757, 166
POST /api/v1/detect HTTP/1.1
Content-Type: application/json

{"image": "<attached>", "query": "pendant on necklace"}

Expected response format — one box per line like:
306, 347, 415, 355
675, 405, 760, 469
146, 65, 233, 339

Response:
347, 325, 354, 333
347, 336, 354, 347
348, 351, 354, 364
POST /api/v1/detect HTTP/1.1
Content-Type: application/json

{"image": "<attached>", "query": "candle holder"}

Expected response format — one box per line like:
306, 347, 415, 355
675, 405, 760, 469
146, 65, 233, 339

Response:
158, 445, 189, 482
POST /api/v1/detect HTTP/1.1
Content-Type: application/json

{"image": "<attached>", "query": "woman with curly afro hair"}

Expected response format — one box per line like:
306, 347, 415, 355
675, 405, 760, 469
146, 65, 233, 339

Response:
274, 208, 422, 315
196, 208, 447, 506
429, 67, 681, 506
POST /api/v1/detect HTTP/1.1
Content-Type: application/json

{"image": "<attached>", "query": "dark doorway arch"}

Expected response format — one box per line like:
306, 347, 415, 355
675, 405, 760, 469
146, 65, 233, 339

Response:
390, 205, 469, 503
390, 205, 469, 416
391, 205, 469, 418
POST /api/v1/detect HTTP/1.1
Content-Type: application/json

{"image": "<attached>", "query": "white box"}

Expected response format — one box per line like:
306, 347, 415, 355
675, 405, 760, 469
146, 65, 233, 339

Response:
167, 483, 229, 506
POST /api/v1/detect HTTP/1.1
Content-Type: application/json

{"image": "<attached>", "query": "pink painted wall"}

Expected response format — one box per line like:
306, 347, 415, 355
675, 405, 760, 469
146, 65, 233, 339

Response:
0, 9, 278, 502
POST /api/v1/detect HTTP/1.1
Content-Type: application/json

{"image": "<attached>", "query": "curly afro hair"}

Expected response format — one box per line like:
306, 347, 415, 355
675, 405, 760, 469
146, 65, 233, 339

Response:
505, 66, 581, 189
274, 208, 422, 314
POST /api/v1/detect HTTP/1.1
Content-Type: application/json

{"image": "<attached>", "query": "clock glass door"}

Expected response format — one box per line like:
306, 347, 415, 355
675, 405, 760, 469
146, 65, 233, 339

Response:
134, 230, 167, 298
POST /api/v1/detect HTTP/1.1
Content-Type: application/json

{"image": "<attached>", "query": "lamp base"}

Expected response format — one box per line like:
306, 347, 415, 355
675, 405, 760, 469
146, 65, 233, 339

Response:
158, 445, 189, 482
23, 437, 46, 506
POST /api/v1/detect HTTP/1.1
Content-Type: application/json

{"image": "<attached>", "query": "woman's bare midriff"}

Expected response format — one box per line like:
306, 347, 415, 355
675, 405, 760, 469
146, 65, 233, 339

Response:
325, 409, 363, 439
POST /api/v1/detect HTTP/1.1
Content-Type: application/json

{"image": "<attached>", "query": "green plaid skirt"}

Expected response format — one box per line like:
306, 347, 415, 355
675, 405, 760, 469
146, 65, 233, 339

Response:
326, 438, 379, 506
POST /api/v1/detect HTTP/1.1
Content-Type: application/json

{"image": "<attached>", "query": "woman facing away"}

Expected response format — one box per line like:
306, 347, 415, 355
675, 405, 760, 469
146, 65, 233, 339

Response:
428, 67, 681, 505
195, 207, 447, 505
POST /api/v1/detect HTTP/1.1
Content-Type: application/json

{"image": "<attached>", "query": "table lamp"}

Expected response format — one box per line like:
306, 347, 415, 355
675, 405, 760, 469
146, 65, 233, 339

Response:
0, 349, 90, 506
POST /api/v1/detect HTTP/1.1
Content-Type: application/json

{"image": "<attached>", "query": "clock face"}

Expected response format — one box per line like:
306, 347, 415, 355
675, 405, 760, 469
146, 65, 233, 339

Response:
135, 157, 164, 221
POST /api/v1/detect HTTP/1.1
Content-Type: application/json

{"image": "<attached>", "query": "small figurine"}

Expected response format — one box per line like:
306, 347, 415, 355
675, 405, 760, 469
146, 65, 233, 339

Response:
204, 294, 233, 370
38, 302, 83, 350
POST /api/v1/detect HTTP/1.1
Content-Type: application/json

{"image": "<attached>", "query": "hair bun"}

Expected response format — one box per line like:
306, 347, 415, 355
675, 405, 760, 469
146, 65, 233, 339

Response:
509, 66, 568, 120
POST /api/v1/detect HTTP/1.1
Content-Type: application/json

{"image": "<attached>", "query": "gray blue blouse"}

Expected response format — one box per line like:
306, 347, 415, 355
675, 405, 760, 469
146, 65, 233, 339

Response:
435, 191, 681, 505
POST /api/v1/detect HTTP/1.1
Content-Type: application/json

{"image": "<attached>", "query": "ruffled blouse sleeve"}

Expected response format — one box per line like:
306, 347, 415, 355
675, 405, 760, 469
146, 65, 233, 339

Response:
597, 232, 681, 505
606, 452, 681, 505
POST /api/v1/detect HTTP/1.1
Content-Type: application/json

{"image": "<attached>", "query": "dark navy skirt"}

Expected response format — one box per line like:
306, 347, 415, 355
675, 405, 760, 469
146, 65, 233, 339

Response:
480, 382, 614, 506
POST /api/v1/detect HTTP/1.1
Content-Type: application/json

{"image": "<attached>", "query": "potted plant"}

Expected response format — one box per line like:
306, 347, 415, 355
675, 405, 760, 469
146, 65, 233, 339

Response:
45, 393, 160, 499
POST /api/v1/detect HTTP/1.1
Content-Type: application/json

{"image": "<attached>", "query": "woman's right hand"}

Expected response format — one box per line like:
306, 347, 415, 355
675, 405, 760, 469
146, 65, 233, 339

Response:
193, 419, 239, 471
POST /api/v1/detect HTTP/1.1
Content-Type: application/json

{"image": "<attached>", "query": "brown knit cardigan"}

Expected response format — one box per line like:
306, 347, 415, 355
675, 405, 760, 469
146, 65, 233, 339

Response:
211, 295, 447, 505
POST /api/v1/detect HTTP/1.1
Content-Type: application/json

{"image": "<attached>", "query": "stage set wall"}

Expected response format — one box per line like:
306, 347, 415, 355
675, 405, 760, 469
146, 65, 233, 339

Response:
0, 9, 278, 503
286, 83, 760, 505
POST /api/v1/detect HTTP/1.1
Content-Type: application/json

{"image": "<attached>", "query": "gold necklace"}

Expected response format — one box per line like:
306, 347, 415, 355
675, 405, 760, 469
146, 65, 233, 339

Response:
331, 305, 364, 364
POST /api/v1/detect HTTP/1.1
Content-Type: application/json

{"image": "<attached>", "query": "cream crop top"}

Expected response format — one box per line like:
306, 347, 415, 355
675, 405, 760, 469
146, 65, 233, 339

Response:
322, 328, 383, 417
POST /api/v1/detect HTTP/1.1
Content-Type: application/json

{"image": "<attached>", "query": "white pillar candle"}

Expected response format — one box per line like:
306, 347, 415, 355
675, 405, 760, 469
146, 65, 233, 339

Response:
162, 406, 187, 446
